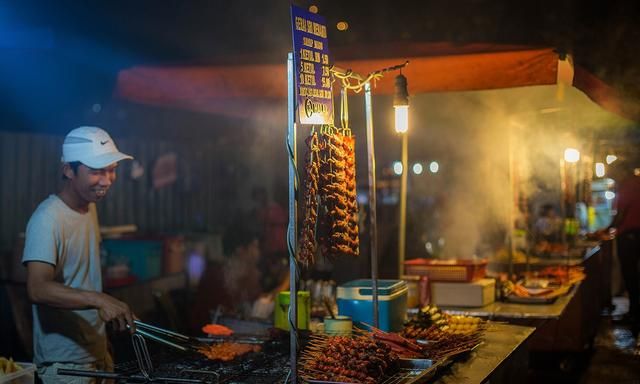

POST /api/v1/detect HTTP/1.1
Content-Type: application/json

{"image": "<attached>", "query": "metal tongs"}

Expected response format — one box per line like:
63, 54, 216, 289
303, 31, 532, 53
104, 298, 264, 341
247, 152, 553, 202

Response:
128, 320, 208, 352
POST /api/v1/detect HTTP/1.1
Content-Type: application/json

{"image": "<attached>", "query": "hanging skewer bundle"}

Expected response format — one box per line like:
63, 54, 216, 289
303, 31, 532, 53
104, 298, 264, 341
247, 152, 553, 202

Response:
342, 134, 359, 255
299, 132, 321, 265
299, 334, 399, 383
298, 126, 359, 265
319, 130, 358, 258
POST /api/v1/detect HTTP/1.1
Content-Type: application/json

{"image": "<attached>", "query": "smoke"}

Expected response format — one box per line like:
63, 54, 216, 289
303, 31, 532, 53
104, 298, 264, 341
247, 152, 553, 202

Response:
235, 82, 634, 262
379, 84, 634, 259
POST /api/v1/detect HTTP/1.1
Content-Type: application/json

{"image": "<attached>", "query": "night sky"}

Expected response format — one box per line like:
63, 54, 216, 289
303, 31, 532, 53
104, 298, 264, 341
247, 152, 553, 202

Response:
0, 0, 639, 134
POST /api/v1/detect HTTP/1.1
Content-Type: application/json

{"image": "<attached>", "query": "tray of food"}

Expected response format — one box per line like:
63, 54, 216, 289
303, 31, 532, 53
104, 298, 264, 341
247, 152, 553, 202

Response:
398, 305, 485, 362
299, 333, 402, 383
502, 280, 572, 304
404, 259, 488, 282
305, 358, 439, 384
504, 294, 558, 304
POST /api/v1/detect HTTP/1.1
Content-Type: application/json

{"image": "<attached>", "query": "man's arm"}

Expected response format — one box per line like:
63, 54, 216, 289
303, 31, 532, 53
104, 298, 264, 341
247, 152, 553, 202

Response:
26, 261, 135, 332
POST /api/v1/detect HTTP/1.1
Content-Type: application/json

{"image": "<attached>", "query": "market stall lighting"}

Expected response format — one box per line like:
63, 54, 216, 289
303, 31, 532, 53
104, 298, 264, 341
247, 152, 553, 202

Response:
429, 161, 439, 173
395, 106, 408, 133
393, 73, 409, 133
564, 148, 580, 163
606, 155, 617, 164
595, 162, 605, 178
605, 191, 616, 200
394, 71, 410, 278
412, 163, 423, 175
393, 161, 403, 175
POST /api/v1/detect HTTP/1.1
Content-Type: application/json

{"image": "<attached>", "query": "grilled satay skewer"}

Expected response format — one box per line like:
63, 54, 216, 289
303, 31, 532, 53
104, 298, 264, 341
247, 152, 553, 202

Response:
298, 132, 320, 265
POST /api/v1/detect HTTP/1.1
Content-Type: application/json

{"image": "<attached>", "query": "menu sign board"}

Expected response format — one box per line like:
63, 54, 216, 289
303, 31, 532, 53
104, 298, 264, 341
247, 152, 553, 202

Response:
291, 5, 333, 125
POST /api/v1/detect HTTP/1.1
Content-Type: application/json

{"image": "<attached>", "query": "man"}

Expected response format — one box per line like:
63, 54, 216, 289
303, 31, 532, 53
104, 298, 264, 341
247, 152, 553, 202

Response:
22, 126, 136, 383
608, 159, 640, 335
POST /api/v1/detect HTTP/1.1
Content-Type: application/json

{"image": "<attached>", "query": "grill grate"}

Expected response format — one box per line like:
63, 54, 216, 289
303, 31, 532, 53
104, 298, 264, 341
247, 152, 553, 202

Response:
113, 340, 290, 383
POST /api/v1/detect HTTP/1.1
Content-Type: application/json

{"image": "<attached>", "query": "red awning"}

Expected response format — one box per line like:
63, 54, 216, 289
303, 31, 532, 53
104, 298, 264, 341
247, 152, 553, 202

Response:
115, 42, 637, 122
573, 66, 640, 122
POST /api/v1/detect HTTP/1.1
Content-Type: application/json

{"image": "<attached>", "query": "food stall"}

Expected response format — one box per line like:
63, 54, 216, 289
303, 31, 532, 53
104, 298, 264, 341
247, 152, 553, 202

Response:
103, 3, 638, 381
439, 246, 606, 351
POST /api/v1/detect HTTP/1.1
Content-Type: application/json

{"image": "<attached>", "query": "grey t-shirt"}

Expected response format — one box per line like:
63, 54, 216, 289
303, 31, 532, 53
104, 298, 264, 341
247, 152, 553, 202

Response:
22, 195, 107, 365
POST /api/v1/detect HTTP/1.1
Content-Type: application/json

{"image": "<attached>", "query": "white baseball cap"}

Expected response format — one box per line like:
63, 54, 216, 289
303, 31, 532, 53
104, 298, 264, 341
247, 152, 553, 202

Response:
62, 126, 133, 169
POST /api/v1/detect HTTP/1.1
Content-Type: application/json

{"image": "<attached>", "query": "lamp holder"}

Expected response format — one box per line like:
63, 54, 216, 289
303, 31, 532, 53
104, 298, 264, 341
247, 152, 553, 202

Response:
394, 73, 409, 107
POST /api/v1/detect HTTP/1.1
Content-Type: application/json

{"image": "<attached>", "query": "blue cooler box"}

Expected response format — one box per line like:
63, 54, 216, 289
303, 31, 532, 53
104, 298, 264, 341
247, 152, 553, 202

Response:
337, 279, 407, 332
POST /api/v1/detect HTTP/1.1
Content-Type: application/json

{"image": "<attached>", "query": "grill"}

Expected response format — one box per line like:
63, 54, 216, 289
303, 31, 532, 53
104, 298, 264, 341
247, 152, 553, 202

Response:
58, 337, 290, 384
55, 321, 455, 384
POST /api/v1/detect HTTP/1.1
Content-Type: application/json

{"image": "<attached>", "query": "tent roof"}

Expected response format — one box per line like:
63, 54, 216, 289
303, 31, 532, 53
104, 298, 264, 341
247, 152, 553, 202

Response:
115, 42, 638, 122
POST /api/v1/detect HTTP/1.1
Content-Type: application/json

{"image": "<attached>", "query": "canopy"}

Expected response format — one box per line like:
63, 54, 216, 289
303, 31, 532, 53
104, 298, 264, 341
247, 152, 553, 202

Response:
115, 42, 638, 122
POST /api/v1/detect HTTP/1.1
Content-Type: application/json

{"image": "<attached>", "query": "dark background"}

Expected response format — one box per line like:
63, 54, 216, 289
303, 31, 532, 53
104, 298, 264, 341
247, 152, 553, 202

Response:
1, 0, 639, 136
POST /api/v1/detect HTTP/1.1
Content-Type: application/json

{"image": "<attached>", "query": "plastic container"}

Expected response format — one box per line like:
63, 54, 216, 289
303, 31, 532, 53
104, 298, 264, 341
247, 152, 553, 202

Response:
404, 258, 487, 282
0, 362, 36, 384
430, 278, 496, 307
324, 315, 353, 336
337, 279, 407, 332
274, 291, 310, 330
402, 275, 420, 308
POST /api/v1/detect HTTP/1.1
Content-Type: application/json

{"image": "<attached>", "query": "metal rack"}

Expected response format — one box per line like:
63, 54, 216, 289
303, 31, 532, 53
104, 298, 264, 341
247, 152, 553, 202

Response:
286, 50, 411, 383
57, 326, 288, 384
305, 358, 452, 384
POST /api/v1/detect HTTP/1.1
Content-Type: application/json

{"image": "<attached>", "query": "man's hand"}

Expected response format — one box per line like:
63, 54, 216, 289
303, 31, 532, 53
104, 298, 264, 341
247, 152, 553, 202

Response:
95, 293, 136, 333
25, 261, 136, 334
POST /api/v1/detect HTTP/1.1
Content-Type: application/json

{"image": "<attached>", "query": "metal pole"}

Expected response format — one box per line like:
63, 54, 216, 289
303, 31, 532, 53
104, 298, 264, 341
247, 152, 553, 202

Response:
398, 133, 408, 278
286, 52, 298, 383
560, 159, 567, 247
507, 125, 515, 277
364, 82, 379, 328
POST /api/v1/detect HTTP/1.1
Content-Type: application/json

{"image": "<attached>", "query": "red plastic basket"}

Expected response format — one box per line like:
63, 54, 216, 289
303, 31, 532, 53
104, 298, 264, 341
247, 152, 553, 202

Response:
404, 258, 488, 282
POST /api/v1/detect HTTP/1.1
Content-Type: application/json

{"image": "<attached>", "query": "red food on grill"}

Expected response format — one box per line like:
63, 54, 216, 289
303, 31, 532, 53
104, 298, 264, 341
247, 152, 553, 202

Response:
196, 342, 261, 362
201, 324, 234, 336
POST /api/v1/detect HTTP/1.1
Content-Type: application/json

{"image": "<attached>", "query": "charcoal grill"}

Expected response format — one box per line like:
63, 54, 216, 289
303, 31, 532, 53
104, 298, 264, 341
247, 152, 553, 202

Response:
57, 323, 290, 384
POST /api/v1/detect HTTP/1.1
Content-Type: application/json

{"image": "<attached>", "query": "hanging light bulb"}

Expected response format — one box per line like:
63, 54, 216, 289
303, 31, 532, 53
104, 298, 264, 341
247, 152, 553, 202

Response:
564, 148, 580, 163
394, 73, 409, 133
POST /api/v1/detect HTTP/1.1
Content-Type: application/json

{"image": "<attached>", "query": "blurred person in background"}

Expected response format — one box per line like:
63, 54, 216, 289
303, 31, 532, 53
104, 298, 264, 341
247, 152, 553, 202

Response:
534, 204, 562, 243
250, 187, 288, 294
22, 126, 135, 383
532, 203, 565, 256
190, 220, 263, 332
607, 159, 640, 335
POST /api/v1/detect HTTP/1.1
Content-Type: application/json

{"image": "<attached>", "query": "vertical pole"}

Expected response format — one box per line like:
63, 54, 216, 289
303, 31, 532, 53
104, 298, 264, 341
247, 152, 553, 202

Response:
364, 82, 379, 328
286, 52, 298, 383
560, 159, 567, 246
507, 125, 515, 277
398, 133, 408, 278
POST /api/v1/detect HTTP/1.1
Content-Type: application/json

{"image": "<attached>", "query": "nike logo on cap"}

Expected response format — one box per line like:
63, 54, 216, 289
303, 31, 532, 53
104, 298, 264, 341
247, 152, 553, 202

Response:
100, 140, 109, 145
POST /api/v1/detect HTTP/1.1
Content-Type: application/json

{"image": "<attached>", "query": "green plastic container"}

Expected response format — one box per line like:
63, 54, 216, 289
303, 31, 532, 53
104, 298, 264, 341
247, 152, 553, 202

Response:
274, 291, 310, 330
